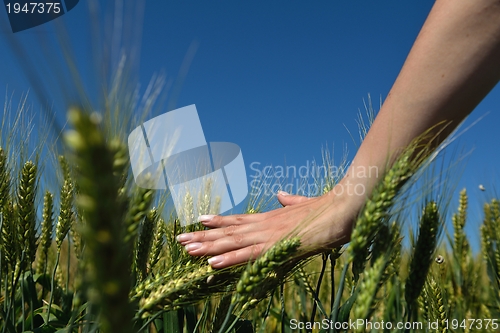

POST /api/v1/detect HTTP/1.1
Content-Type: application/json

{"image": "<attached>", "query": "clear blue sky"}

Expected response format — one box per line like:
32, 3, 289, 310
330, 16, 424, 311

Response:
1, 1, 499, 250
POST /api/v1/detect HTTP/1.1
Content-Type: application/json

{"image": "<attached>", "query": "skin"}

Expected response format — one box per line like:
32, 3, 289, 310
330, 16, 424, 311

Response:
177, 0, 500, 269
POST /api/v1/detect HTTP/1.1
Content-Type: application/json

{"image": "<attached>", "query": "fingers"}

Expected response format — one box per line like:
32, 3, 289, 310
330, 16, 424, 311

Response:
176, 192, 320, 269
177, 226, 270, 268
207, 243, 267, 268
277, 191, 310, 207
198, 213, 261, 228
181, 229, 271, 256
177, 223, 262, 245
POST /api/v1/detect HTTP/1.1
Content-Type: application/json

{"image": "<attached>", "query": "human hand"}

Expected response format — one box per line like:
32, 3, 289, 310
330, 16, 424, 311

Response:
176, 189, 358, 269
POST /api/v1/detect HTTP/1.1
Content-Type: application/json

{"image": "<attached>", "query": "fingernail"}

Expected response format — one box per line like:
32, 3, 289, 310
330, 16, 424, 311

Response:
176, 233, 193, 242
198, 214, 215, 222
208, 255, 224, 266
278, 190, 289, 196
185, 242, 202, 251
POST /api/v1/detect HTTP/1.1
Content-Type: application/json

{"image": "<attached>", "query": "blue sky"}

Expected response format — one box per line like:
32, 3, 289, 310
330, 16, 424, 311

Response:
1, 0, 499, 250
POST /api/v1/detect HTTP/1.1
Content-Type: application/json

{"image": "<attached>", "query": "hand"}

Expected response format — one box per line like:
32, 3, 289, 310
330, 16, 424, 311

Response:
176, 189, 358, 269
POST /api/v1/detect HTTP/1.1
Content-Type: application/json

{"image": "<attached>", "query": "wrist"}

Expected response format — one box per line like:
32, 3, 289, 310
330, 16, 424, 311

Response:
331, 174, 375, 209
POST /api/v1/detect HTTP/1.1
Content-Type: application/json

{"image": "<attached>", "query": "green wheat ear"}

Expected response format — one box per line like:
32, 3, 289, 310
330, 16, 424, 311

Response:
452, 189, 469, 262
349, 148, 414, 281
182, 191, 195, 227
197, 178, 213, 216
0, 147, 15, 271
352, 254, 389, 330
427, 276, 447, 333
65, 108, 134, 333
55, 179, 73, 251
148, 213, 166, 272
16, 160, 38, 268
481, 199, 500, 288
136, 263, 215, 315
124, 186, 155, 247
37, 191, 54, 275
348, 128, 438, 282
0, 147, 10, 209
232, 237, 301, 310
405, 201, 441, 310
59, 155, 71, 183
109, 138, 129, 192
135, 208, 157, 282
1, 200, 17, 272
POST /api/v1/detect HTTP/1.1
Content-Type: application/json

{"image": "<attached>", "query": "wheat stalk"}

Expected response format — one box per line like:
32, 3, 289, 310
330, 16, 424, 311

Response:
36, 191, 54, 275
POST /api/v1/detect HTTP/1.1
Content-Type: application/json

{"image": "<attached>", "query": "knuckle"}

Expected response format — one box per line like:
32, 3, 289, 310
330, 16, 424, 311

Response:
223, 225, 238, 236
249, 244, 264, 259
232, 233, 244, 244
204, 241, 214, 251
195, 230, 207, 240
196, 241, 213, 254
210, 215, 223, 226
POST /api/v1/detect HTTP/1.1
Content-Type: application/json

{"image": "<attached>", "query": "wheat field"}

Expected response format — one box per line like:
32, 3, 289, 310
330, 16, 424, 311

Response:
0, 101, 498, 333
1, 2, 499, 331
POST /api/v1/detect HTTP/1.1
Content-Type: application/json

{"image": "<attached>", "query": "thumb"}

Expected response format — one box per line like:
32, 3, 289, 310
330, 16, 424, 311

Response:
277, 191, 310, 207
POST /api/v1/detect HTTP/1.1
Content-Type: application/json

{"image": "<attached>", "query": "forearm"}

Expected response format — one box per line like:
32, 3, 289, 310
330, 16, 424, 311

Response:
339, 0, 500, 204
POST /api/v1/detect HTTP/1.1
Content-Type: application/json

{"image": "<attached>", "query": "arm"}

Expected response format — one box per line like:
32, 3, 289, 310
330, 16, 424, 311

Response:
346, 0, 500, 196
177, 0, 500, 268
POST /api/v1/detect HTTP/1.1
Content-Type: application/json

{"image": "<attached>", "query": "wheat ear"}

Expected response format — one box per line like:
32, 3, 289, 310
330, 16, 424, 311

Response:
16, 160, 38, 268
36, 191, 54, 274
65, 108, 134, 333
406, 201, 441, 309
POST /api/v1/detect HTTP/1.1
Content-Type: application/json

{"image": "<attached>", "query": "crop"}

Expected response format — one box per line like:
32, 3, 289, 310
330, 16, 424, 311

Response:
1, 6, 499, 332
1, 101, 498, 333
